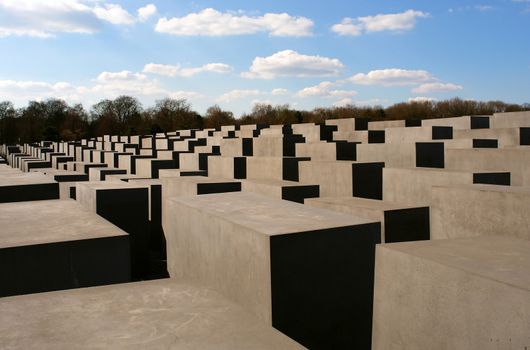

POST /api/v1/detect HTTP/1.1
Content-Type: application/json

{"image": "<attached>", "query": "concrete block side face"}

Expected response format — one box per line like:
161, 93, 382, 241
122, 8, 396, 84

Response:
431, 186, 530, 240
151, 159, 178, 179
164, 201, 273, 323
372, 246, 530, 350
473, 172, 511, 186
281, 185, 319, 204
0, 236, 130, 298
415, 142, 444, 168
96, 188, 150, 280
520, 127, 530, 145
335, 142, 357, 161
196, 182, 242, 195
242, 138, 253, 156
383, 207, 430, 243
352, 162, 384, 200
234, 157, 247, 179
472, 139, 498, 148
282, 157, 310, 182
270, 223, 381, 349
0, 183, 59, 203
432, 126, 453, 140
368, 130, 385, 144
470, 116, 490, 129
355, 118, 369, 130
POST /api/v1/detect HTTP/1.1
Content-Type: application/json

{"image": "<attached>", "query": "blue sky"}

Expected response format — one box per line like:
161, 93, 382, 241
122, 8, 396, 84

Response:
0, 0, 529, 116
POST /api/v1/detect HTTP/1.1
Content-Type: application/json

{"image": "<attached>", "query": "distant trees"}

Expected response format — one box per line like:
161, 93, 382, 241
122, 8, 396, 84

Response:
203, 105, 235, 129
146, 98, 202, 132
0, 96, 529, 144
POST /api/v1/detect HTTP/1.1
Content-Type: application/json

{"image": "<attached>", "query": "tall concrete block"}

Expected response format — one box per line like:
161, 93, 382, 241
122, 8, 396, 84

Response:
373, 236, 530, 350
164, 192, 380, 349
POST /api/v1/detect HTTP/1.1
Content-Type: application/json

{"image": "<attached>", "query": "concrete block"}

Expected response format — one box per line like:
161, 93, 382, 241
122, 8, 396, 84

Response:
445, 148, 530, 186
431, 184, 530, 240
299, 160, 384, 199
0, 172, 59, 203
76, 181, 150, 280
207, 156, 247, 179
246, 157, 310, 182
383, 168, 511, 206
0, 279, 305, 349
241, 178, 319, 203
0, 200, 130, 297
306, 197, 429, 243
164, 192, 380, 349
373, 236, 530, 349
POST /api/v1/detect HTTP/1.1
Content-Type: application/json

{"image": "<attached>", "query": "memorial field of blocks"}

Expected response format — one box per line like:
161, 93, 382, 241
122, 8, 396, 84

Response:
1, 110, 530, 349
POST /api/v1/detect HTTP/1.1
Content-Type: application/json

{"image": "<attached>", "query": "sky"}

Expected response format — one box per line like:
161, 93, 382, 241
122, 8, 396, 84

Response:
0, 0, 529, 117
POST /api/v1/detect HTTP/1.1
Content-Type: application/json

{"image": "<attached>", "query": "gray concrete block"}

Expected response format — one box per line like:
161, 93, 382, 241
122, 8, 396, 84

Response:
373, 236, 530, 349
0, 200, 130, 297
163, 192, 380, 349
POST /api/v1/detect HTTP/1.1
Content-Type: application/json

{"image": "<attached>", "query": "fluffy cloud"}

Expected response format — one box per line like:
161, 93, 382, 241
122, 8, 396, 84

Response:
0, 79, 84, 102
137, 4, 156, 22
93, 4, 135, 25
155, 8, 313, 37
0, 1, 156, 38
243, 50, 344, 79
0, 0, 98, 37
408, 96, 437, 102
143, 63, 233, 77
349, 69, 435, 86
0, 70, 204, 106
332, 9, 429, 36
271, 88, 289, 95
296, 81, 357, 107
216, 89, 262, 103
412, 82, 463, 94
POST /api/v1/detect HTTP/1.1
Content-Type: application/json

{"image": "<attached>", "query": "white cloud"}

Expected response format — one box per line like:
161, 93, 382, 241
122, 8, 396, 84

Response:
0, 0, 99, 37
408, 96, 437, 102
271, 88, 289, 95
168, 91, 203, 100
216, 89, 262, 103
251, 99, 273, 106
332, 9, 429, 36
333, 98, 354, 107
412, 82, 463, 94
138, 4, 156, 22
0, 1, 156, 38
93, 4, 135, 25
143, 62, 233, 77
155, 8, 313, 37
296, 81, 358, 107
350, 69, 435, 86
243, 50, 344, 79
0, 79, 86, 103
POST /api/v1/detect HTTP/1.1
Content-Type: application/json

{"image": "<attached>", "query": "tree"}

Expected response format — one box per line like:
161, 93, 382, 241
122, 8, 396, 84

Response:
0, 101, 17, 144
150, 98, 202, 131
203, 105, 235, 129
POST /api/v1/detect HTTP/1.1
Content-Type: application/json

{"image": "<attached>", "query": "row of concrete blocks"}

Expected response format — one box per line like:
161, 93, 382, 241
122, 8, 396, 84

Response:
1, 111, 530, 348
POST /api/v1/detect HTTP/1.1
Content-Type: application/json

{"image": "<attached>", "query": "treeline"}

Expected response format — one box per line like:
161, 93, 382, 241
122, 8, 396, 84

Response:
0, 96, 528, 144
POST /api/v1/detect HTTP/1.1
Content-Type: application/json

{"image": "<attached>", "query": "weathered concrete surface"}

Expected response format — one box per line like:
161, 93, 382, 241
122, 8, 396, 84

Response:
0, 199, 127, 248
431, 184, 530, 240
164, 192, 380, 349
0, 277, 302, 350
241, 178, 319, 203
372, 236, 530, 350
